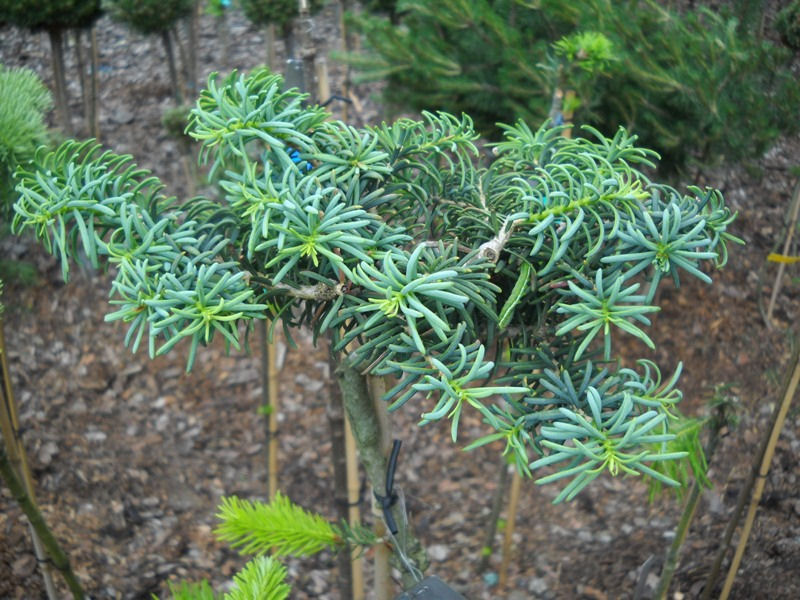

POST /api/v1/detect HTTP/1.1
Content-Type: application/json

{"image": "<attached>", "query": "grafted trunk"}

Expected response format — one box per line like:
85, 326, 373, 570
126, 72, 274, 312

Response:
336, 359, 429, 591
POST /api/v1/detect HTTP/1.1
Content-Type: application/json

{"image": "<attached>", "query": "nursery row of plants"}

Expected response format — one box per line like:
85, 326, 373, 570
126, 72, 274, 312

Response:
2, 0, 800, 598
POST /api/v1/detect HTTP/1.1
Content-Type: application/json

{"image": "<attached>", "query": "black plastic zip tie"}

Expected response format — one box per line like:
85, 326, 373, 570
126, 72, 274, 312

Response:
374, 439, 402, 535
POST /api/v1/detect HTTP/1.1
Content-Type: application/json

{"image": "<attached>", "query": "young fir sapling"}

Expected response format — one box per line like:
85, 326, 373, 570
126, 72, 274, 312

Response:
11, 68, 740, 591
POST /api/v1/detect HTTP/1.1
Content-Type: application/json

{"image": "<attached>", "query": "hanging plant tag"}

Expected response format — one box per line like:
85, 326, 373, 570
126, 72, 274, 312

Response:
394, 575, 467, 600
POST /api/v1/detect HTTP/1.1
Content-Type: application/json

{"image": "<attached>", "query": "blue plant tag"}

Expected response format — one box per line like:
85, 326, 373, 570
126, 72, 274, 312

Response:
394, 576, 467, 600
289, 147, 312, 171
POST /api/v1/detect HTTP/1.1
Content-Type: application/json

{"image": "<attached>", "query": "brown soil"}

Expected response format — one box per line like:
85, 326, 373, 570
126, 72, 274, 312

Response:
1, 5, 799, 600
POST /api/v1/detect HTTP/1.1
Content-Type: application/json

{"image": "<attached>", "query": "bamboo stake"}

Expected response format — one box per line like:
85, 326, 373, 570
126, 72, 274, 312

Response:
701, 343, 800, 600
258, 320, 280, 500
718, 348, 800, 600
765, 180, 800, 328
498, 466, 522, 589
336, 362, 428, 590
0, 318, 60, 599
326, 349, 357, 599
316, 56, 330, 105
344, 409, 365, 600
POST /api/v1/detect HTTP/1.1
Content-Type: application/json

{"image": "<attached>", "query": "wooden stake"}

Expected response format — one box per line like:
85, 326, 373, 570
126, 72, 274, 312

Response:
344, 415, 365, 600
718, 347, 800, 600
498, 467, 522, 589
259, 320, 280, 500
701, 343, 800, 600
765, 180, 800, 327
327, 349, 357, 599
316, 56, 330, 106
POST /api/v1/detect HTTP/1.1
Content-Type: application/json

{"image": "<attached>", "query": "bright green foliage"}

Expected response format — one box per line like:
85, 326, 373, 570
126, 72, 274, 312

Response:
643, 411, 709, 503
0, 65, 52, 216
157, 557, 291, 600
216, 493, 341, 556
215, 493, 377, 556
162, 580, 217, 600
12, 69, 741, 500
104, 0, 193, 34
347, 0, 800, 173
224, 557, 290, 600
0, 0, 100, 30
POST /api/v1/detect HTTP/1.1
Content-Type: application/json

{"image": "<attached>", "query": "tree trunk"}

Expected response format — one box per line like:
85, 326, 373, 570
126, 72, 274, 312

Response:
89, 26, 100, 140
73, 29, 89, 136
477, 458, 511, 572
266, 23, 277, 72
186, 2, 199, 98
47, 28, 73, 135
160, 29, 183, 104
335, 358, 429, 591
216, 11, 229, 67
282, 21, 297, 61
